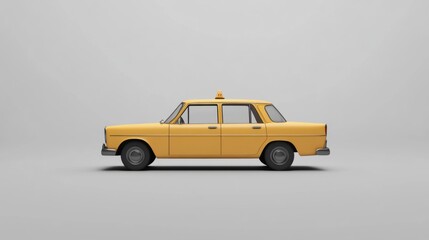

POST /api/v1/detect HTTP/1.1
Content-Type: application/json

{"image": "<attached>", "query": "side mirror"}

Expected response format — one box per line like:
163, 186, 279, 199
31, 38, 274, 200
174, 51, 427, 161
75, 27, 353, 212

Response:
160, 119, 165, 124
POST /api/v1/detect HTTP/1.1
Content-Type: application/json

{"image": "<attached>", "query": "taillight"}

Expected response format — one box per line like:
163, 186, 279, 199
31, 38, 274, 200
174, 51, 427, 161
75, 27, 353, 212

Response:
325, 124, 327, 136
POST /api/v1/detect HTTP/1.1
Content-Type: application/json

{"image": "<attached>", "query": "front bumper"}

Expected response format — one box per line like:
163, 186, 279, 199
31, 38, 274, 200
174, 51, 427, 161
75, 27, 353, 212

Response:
101, 144, 116, 156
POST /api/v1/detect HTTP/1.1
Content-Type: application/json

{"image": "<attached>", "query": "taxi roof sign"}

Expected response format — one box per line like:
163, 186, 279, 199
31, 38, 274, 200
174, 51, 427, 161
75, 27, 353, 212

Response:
215, 90, 224, 99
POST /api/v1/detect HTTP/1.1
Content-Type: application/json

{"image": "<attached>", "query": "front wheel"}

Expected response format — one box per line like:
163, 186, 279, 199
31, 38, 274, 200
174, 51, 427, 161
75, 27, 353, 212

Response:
259, 156, 267, 165
264, 143, 294, 170
121, 142, 153, 170
147, 157, 156, 166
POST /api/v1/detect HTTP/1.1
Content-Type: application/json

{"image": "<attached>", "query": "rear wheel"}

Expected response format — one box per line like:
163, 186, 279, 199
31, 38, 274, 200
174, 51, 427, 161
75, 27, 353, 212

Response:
121, 142, 153, 170
264, 142, 294, 170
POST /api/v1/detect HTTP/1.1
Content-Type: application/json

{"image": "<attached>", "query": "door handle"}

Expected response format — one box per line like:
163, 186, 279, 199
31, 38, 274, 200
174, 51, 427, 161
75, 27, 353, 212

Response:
208, 126, 217, 129
252, 126, 262, 129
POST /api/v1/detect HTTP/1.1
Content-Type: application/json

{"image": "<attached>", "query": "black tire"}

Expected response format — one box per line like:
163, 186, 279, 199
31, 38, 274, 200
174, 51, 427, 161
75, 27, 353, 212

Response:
259, 156, 267, 165
263, 142, 294, 170
147, 157, 156, 166
121, 142, 153, 170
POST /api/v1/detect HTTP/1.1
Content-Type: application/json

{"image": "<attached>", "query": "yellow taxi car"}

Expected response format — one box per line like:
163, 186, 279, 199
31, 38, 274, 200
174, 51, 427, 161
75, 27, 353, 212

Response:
101, 91, 330, 170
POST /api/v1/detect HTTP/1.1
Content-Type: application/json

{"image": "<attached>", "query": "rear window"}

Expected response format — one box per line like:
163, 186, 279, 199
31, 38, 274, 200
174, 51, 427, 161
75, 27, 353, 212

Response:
265, 105, 286, 122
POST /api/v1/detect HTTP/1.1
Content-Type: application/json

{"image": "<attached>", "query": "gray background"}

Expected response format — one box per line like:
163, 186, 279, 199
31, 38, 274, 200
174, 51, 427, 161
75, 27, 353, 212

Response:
1, 0, 428, 239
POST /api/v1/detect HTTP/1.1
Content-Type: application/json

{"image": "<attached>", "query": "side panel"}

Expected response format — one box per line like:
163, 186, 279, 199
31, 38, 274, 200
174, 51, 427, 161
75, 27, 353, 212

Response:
262, 136, 326, 156
221, 124, 266, 157
170, 124, 221, 157
262, 122, 327, 156
106, 124, 170, 157
255, 104, 272, 123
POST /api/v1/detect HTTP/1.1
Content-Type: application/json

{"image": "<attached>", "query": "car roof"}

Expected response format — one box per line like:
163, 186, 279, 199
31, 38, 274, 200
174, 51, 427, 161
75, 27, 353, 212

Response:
183, 99, 271, 104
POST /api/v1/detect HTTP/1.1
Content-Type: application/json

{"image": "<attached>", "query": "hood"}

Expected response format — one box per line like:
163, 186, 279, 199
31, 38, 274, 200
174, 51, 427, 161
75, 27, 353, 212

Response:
105, 123, 164, 136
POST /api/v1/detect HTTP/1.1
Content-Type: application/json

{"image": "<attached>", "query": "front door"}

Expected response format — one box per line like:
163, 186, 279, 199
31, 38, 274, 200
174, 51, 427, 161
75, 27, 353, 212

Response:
170, 104, 221, 157
221, 104, 266, 157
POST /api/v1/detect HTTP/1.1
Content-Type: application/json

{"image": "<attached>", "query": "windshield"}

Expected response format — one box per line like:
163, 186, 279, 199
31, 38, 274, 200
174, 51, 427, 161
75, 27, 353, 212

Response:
265, 105, 287, 122
164, 103, 183, 123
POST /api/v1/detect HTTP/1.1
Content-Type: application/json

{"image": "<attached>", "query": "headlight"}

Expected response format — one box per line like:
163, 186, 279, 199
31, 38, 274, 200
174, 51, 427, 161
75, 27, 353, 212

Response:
104, 127, 107, 144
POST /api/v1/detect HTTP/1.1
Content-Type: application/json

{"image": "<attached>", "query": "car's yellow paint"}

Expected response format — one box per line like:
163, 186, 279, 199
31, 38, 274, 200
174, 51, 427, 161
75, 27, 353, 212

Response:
170, 123, 221, 157
106, 123, 169, 157
104, 98, 328, 158
221, 123, 266, 157
183, 99, 270, 104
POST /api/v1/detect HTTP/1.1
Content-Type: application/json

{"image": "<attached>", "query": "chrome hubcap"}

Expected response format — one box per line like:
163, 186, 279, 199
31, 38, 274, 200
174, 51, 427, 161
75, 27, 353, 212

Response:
270, 147, 288, 165
127, 147, 145, 165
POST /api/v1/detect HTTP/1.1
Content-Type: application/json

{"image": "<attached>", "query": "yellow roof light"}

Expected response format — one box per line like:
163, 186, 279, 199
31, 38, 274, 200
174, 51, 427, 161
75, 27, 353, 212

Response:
215, 90, 224, 99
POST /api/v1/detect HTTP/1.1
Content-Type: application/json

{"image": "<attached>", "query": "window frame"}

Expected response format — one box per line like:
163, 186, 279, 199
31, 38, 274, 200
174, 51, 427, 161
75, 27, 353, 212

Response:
221, 104, 263, 124
264, 104, 287, 123
165, 102, 184, 124
175, 104, 219, 124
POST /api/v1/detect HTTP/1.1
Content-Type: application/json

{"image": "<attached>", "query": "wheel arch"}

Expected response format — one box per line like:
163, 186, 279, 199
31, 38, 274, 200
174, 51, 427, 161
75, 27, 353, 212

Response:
260, 140, 297, 158
116, 139, 156, 157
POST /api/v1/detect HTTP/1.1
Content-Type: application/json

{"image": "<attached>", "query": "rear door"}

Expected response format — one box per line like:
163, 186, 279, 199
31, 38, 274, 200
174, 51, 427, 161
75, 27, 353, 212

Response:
221, 104, 266, 157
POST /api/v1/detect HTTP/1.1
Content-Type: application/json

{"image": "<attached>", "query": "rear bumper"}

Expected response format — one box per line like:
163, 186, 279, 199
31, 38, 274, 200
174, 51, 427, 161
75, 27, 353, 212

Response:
101, 144, 116, 156
316, 147, 330, 155
316, 140, 330, 155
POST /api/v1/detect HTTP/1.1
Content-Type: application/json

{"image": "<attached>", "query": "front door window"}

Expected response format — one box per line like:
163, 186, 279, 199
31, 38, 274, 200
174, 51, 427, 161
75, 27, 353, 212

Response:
177, 105, 218, 124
